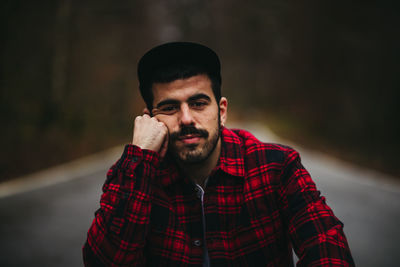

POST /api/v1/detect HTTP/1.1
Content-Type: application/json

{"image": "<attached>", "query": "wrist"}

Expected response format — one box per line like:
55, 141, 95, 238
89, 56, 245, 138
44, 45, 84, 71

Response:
126, 144, 161, 166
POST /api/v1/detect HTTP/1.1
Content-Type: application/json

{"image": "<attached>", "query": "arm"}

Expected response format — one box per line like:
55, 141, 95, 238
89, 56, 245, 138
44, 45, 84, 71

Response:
83, 145, 159, 266
278, 149, 355, 266
83, 114, 168, 266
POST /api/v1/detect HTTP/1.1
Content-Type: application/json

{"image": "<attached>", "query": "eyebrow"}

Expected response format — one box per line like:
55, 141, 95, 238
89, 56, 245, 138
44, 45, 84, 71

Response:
156, 99, 180, 109
155, 93, 212, 108
188, 93, 211, 102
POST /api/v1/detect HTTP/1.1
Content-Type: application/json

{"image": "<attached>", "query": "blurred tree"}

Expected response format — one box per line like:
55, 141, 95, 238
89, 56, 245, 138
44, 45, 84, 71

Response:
1, 0, 399, 180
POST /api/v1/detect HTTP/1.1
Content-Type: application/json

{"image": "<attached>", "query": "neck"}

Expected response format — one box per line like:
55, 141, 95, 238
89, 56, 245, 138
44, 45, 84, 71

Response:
178, 139, 221, 187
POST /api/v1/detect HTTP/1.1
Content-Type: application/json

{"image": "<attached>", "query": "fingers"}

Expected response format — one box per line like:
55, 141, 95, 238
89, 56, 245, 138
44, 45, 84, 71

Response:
132, 114, 169, 155
134, 114, 155, 124
143, 108, 150, 115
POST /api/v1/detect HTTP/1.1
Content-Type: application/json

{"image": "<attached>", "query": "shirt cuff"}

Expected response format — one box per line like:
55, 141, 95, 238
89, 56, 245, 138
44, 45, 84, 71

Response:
123, 144, 161, 167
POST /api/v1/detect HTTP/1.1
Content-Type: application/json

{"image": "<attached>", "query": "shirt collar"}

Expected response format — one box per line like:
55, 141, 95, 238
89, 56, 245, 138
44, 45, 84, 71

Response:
216, 127, 245, 177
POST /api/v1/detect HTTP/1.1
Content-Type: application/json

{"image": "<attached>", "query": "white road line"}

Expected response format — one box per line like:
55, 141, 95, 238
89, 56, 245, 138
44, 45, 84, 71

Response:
0, 146, 124, 198
1, 122, 398, 198
233, 122, 400, 193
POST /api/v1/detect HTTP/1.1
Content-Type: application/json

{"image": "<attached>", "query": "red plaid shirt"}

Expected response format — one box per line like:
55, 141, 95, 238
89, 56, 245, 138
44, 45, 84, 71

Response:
83, 127, 354, 266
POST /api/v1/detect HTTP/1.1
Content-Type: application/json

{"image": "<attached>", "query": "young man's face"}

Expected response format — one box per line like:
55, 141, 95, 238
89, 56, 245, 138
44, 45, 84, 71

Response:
151, 74, 227, 163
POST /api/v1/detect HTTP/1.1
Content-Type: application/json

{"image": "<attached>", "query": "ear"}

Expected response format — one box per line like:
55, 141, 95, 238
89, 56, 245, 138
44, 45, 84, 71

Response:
219, 97, 228, 126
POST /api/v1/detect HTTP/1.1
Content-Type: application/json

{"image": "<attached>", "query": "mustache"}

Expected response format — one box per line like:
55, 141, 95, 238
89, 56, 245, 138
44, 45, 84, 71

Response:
170, 125, 209, 140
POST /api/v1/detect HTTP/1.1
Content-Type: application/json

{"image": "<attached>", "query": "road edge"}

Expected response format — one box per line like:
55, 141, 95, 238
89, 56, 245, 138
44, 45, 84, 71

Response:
0, 145, 124, 198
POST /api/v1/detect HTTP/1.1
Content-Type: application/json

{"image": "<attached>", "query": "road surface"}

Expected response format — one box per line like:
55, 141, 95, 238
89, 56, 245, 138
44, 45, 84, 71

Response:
0, 122, 399, 266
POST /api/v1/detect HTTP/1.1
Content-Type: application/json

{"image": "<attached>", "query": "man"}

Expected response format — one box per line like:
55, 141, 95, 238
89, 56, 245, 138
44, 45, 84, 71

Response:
83, 42, 354, 266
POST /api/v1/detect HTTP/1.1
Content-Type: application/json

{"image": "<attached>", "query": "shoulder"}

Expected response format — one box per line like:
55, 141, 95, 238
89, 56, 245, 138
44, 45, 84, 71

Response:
225, 127, 299, 164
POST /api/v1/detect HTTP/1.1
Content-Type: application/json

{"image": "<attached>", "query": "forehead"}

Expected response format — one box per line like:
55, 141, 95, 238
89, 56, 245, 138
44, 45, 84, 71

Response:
152, 74, 214, 104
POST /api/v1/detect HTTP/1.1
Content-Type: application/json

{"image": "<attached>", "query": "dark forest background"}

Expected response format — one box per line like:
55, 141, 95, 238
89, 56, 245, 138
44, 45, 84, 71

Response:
1, 0, 399, 181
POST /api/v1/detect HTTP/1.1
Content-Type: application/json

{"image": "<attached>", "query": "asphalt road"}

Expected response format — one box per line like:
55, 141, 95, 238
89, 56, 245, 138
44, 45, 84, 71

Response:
0, 123, 399, 266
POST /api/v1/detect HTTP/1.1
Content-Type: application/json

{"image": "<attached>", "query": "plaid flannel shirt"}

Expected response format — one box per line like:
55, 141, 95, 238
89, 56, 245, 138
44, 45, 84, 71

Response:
83, 127, 354, 266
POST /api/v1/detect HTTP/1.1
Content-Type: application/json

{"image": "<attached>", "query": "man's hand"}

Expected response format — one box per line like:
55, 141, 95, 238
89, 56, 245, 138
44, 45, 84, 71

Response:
132, 114, 169, 158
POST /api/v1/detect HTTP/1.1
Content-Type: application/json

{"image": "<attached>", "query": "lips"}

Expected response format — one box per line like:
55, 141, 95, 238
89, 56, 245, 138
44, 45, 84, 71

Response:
178, 134, 202, 144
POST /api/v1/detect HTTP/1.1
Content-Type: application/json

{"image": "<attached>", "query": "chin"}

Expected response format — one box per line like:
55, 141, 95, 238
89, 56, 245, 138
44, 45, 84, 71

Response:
177, 149, 208, 164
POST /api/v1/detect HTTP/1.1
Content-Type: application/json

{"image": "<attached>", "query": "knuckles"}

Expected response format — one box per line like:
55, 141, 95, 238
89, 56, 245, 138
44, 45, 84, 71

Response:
134, 115, 167, 132
132, 114, 168, 150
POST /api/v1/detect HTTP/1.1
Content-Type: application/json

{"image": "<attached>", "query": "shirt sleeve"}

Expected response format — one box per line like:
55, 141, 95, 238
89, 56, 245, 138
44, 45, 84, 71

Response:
82, 144, 160, 266
278, 149, 355, 266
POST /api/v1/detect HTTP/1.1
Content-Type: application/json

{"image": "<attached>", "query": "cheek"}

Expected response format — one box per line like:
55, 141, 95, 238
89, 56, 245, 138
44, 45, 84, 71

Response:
155, 116, 176, 133
201, 111, 220, 129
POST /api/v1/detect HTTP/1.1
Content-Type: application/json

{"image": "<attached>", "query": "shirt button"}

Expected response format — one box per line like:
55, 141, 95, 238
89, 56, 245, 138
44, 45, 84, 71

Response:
193, 239, 202, 247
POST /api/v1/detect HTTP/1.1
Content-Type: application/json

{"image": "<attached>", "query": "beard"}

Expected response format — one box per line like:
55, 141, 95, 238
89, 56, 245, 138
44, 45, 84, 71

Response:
169, 121, 221, 164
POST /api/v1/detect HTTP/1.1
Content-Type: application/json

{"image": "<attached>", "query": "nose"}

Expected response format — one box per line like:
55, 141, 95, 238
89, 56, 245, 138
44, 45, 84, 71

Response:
179, 103, 195, 126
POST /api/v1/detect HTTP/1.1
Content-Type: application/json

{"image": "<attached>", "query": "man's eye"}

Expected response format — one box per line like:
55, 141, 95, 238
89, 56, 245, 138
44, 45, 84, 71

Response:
190, 101, 207, 109
160, 106, 178, 113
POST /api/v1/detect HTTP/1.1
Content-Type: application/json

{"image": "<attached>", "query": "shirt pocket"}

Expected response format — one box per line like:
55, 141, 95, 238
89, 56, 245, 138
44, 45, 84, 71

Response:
147, 203, 191, 259
239, 197, 281, 230
149, 202, 174, 232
